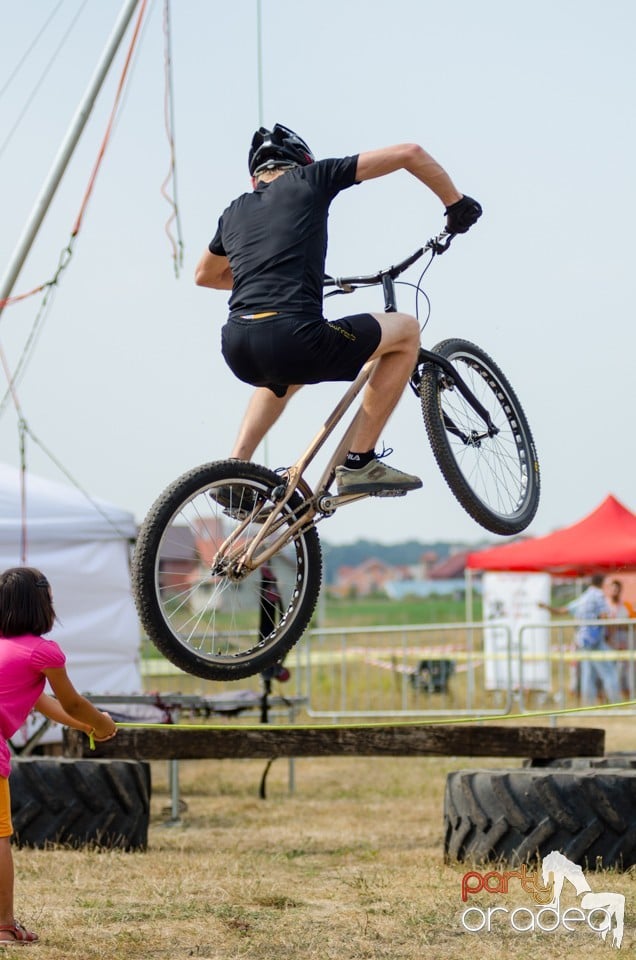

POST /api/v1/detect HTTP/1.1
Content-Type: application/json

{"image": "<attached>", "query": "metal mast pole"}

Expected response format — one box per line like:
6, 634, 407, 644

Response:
255, 0, 270, 467
0, 0, 141, 324
256, 0, 264, 126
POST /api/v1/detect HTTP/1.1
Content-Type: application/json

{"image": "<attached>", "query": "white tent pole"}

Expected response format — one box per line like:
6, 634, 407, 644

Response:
0, 0, 141, 325
465, 567, 473, 622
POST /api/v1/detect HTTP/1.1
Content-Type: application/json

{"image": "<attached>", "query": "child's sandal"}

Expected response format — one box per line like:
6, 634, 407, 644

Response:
0, 920, 39, 944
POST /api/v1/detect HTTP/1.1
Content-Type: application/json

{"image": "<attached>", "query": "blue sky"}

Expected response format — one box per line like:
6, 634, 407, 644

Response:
0, 0, 634, 545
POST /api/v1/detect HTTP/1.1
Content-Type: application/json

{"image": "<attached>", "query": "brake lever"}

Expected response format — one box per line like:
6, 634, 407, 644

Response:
426, 231, 455, 255
323, 277, 354, 298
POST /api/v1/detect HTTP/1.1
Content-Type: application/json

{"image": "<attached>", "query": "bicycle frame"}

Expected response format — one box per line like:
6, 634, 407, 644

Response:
218, 231, 497, 572
220, 362, 374, 572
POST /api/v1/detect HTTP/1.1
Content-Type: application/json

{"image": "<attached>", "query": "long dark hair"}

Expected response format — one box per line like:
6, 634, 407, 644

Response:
0, 567, 56, 638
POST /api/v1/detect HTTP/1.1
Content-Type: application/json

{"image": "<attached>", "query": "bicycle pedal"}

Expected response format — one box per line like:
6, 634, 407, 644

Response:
222, 504, 273, 524
221, 506, 253, 521
372, 489, 408, 498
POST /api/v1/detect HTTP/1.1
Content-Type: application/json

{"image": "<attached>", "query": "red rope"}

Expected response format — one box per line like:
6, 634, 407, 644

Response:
0, 283, 48, 310
1, 0, 148, 562
71, 0, 148, 236
1, 0, 148, 312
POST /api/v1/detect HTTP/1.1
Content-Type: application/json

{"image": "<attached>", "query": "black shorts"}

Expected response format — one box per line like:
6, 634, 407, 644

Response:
221, 313, 382, 398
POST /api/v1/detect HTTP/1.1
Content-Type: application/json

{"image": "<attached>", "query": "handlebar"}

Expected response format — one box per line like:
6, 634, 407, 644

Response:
323, 229, 454, 294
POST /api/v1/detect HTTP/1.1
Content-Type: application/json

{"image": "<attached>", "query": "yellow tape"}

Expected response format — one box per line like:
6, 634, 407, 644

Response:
114, 698, 636, 733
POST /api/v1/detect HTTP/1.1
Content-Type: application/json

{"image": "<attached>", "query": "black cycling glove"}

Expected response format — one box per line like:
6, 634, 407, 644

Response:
445, 195, 483, 234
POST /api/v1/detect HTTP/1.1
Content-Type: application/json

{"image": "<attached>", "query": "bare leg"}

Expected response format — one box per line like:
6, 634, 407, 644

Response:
348, 312, 420, 452
0, 837, 15, 937
231, 385, 302, 460
230, 311, 417, 463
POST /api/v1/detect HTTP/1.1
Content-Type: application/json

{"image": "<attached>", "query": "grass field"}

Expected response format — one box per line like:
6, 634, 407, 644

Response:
140, 594, 481, 662
10, 717, 635, 959
318, 593, 482, 628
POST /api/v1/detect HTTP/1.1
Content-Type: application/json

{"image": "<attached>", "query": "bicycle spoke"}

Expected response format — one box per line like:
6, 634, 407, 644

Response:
441, 379, 529, 514
421, 339, 539, 535
133, 461, 322, 680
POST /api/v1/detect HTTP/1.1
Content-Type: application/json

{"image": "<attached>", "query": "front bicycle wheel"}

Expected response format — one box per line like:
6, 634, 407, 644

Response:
132, 461, 322, 680
420, 339, 540, 535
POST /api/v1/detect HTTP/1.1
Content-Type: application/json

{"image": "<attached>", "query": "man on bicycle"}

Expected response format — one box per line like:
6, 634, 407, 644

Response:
195, 123, 481, 496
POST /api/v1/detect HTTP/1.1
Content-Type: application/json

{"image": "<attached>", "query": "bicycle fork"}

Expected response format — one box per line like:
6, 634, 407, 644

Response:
410, 347, 500, 445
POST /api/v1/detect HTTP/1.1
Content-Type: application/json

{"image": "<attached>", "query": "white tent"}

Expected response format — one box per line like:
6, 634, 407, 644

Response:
0, 463, 142, 698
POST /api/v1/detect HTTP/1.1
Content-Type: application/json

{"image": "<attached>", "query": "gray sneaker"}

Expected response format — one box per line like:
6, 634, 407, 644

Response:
335, 459, 422, 496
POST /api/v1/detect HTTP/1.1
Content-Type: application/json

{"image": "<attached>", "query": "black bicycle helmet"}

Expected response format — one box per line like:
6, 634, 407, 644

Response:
248, 123, 314, 176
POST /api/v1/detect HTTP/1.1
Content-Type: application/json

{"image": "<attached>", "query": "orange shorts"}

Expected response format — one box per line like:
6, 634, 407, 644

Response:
0, 777, 12, 838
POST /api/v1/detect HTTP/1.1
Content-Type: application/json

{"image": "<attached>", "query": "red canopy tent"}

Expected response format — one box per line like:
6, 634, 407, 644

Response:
466, 495, 636, 576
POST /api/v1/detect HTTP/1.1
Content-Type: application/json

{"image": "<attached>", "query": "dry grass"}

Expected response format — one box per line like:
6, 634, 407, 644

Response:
10, 717, 636, 959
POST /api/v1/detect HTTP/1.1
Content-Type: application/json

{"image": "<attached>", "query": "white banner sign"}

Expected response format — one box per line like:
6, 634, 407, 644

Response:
483, 571, 551, 691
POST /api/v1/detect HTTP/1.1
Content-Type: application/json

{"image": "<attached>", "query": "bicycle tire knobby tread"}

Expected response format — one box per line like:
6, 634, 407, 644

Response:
420, 338, 540, 535
132, 460, 322, 681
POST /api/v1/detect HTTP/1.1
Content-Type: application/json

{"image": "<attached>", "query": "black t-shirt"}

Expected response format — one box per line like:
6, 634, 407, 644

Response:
209, 155, 358, 317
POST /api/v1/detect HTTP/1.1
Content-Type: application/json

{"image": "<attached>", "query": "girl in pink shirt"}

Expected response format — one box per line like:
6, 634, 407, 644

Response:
0, 566, 117, 945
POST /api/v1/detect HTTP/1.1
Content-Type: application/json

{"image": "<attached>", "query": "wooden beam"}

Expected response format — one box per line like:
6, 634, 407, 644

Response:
63, 724, 605, 761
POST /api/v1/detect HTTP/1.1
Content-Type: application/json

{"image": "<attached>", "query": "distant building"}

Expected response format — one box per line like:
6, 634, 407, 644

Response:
427, 549, 471, 580
333, 557, 411, 597
331, 547, 476, 597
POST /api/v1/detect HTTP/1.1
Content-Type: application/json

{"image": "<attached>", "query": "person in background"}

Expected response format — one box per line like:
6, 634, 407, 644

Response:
0, 566, 117, 945
605, 578, 635, 700
538, 574, 620, 705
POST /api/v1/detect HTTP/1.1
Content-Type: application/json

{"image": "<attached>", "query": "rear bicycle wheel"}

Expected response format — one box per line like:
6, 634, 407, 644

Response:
420, 338, 540, 535
132, 460, 322, 680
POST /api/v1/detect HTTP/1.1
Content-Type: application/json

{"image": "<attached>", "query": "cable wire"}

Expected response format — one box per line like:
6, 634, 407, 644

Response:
160, 0, 184, 277
0, 2, 150, 331
395, 247, 435, 331
72, 0, 149, 236
0, 0, 151, 554
0, 247, 69, 417
21, 420, 135, 540
0, 1, 89, 163
0, 0, 65, 101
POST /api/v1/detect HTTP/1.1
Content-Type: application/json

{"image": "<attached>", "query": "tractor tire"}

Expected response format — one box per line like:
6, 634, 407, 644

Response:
9, 758, 151, 851
444, 767, 636, 869
525, 753, 636, 770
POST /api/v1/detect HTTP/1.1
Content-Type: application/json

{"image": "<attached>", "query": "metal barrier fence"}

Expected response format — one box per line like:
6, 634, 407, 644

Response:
291, 618, 636, 720
517, 618, 636, 715
295, 621, 512, 719
139, 619, 636, 721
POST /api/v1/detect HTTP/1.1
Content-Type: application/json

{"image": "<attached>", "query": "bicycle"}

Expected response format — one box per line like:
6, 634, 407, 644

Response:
132, 229, 540, 681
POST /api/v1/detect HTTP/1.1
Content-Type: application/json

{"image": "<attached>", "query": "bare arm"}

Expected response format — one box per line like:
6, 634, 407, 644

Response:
355, 144, 462, 207
42, 668, 117, 740
538, 602, 568, 616
194, 250, 234, 290
35, 692, 92, 733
